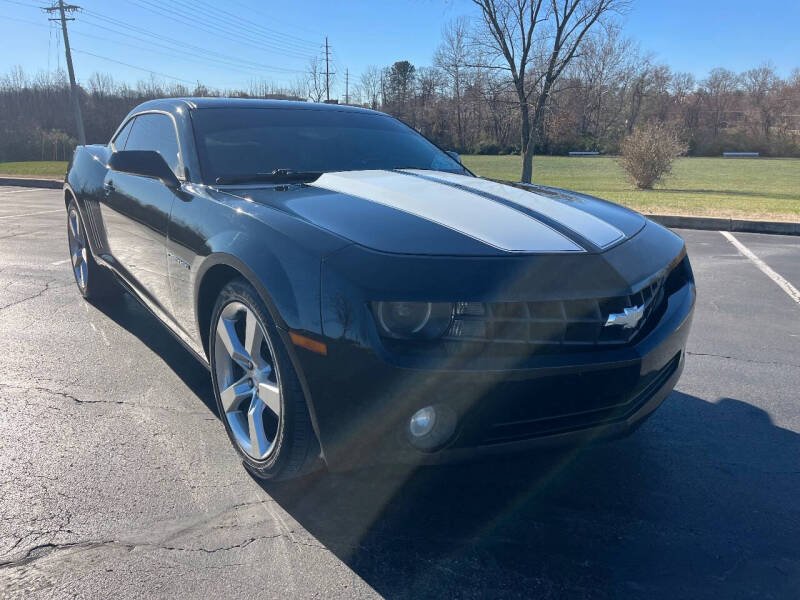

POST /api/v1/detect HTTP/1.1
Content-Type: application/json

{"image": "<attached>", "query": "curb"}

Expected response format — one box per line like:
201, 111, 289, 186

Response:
646, 214, 799, 236
0, 177, 63, 189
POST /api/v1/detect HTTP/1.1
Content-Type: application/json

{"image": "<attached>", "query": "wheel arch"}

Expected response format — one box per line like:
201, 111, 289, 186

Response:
194, 252, 298, 355
194, 253, 325, 456
196, 262, 243, 358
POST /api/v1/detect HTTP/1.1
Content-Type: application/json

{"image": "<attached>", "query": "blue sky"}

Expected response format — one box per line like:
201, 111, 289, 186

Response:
1, 0, 797, 96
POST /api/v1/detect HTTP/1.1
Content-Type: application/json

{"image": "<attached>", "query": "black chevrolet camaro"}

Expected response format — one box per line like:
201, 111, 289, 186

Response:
64, 98, 695, 480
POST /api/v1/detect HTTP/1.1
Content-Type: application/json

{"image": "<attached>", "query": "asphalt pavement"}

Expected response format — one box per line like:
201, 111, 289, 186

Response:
1, 187, 799, 599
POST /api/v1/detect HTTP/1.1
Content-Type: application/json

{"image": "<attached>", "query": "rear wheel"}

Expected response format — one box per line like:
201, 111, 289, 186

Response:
209, 278, 320, 481
66, 199, 118, 301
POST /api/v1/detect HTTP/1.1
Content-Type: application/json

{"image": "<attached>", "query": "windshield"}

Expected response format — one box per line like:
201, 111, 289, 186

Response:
190, 107, 466, 184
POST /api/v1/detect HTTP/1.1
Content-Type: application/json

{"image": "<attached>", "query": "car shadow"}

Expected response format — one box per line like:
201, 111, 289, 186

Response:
93, 294, 799, 598
257, 393, 800, 599
91, 291, 218, 417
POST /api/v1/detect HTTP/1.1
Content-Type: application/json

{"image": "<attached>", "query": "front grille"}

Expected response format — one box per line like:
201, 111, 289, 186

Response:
443, 276, 665, 350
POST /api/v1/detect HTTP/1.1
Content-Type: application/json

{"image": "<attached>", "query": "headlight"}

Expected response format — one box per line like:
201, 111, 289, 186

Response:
372, 301, 453, 339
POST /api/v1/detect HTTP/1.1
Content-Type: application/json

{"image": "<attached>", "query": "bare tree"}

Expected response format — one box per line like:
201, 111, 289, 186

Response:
359, 65, 382, 109
471, 0, 625, 182
700, 68, 740, 139
435, 17, 471, 149
306, 56, 327, 103
743, 63, 782, 139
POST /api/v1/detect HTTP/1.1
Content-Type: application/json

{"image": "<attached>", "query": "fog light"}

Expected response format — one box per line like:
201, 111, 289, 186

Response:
409, 406, 437, 438
407, 404, 457, 451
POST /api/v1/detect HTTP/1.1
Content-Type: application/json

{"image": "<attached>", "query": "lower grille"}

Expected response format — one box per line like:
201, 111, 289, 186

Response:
461, 352, 681, 446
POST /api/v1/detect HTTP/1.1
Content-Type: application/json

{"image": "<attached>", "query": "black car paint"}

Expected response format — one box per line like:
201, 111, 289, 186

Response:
65, 98, 695, 468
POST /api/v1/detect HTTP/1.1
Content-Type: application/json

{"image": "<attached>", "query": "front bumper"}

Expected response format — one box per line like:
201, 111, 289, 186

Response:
288, 277, 695, 469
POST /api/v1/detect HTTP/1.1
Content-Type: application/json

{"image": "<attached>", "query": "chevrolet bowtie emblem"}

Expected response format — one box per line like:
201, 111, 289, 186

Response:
604, 305, 645, 329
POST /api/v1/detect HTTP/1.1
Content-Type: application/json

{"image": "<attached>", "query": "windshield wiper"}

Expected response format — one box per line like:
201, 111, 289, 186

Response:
215, 169, 322, 185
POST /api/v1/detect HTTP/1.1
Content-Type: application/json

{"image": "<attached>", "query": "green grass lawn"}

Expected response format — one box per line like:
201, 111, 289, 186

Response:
0, 161, 67, 179
462, 155, 800, 222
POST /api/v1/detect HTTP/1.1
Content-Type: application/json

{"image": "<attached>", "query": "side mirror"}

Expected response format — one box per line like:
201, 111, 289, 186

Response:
108, 150, 180, 189
446, 150, 462, 164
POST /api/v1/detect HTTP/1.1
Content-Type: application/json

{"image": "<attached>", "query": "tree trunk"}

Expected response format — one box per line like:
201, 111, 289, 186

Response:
519, 90, 533, 183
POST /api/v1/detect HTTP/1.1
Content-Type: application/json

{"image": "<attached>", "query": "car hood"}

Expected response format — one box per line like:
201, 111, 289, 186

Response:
220, 169, 646, 256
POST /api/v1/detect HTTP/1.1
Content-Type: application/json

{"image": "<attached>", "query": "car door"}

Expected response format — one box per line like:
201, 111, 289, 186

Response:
101, 112, 182, 320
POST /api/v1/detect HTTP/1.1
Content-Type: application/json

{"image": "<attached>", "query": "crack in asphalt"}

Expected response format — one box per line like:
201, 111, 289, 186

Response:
0, 279, 63, 312
0, 228, 46, 241
686, 350, 800, 369
0, 496, 329, 571
0, 382, 213, 415
0, 383, 124, 406
0, 532, 305, 570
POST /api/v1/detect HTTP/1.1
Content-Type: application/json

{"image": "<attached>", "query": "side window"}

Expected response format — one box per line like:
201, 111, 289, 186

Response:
111, 118, 135, 150
124, 113, 182, 178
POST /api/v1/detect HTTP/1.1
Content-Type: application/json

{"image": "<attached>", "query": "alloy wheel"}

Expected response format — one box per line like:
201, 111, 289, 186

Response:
213, 301, 282, 460
67, 208, 88, 290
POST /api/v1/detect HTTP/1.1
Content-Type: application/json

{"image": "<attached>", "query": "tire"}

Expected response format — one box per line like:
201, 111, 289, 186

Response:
209, 277, 320, 481
66, 199, 119, 301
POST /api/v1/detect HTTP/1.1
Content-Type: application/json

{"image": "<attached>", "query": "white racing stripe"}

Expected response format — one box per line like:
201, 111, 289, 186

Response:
310, 170, 584, 253
408, 170, 624, 249
721, 231, 800, 306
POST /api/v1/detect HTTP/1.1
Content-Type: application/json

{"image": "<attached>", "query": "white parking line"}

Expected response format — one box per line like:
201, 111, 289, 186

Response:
720, 231, 800, 306
51, 258, 71, 266
0, 188, 47, 195
0, 209, 62, 220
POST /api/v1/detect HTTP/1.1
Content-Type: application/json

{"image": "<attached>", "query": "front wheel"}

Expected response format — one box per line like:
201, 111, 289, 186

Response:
209, 278, 320, 481
66, 199, 119, 301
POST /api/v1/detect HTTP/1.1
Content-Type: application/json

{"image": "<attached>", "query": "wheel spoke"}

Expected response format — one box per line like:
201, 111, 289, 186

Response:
247, 396, 269, 456
244, 309, 264, 361
257, 380, 281, 417
71, 248, 82, 267
220, 376, 254, 413
216, 316, 250, 368
69, 213, 79, 238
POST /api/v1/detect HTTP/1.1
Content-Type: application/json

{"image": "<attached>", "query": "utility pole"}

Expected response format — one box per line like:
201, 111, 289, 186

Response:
45, 0, 85, 145
345, 68, 349, 105
324, 36, 330, 102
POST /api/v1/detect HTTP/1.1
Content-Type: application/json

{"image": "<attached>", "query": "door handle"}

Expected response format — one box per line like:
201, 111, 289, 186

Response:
103, 181, 115, 194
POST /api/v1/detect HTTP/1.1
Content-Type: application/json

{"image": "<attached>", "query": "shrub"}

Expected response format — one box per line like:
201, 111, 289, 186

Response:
619, 122, 688, 189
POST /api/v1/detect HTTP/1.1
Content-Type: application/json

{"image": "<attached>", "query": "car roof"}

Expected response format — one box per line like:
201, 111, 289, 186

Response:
131, 97, 384, 116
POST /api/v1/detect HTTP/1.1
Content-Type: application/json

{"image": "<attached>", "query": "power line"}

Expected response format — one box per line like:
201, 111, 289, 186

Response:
128, 0, 317, 61
225, 0, 323, 39
73, 22, 302, 76
162, 0, 318, 56
71, 48, 196, 85
0, 0, 47, 8
78, 9, 305, 74
186, 0, 320, 50
163, 0, 316, 58
69, 29, 280, 80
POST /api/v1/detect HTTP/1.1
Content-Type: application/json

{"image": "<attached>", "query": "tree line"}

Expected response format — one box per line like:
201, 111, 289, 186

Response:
2, 5, 799, 172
